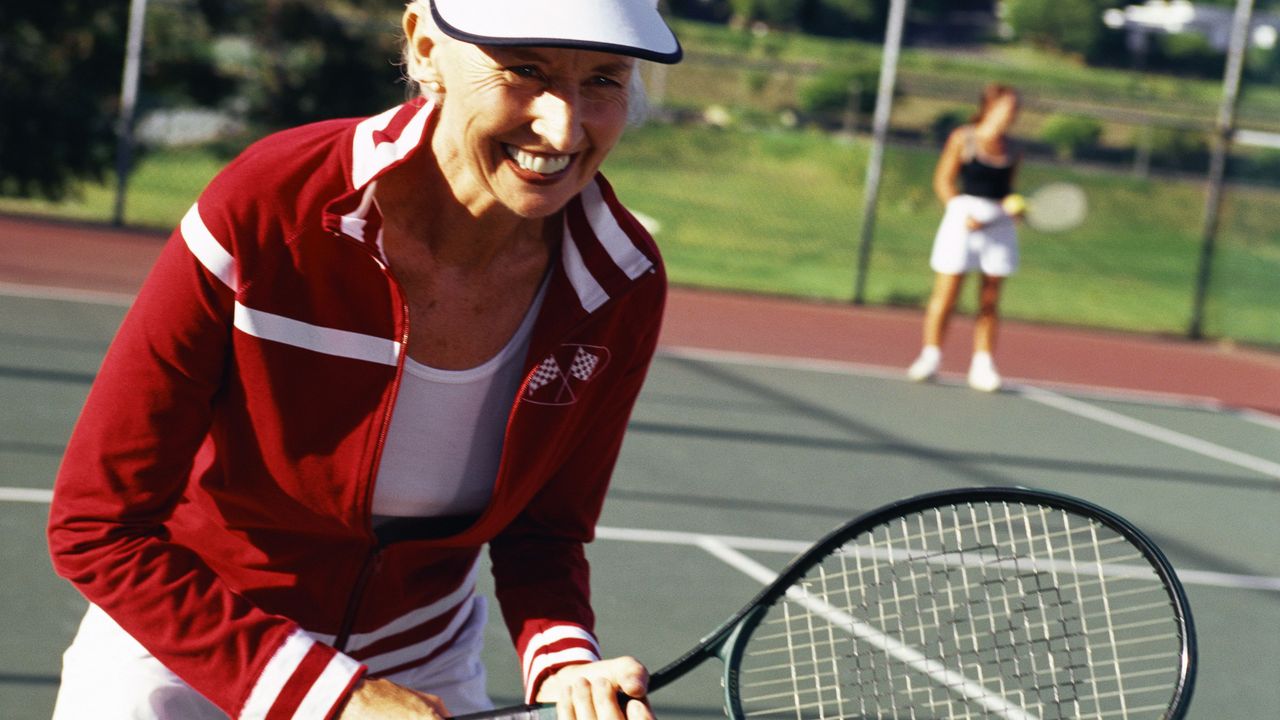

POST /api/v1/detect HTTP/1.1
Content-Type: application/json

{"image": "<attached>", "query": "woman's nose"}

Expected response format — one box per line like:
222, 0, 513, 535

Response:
530, 91, 585, 151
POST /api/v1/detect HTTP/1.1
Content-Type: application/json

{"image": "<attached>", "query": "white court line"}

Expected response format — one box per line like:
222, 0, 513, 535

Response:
1019, 386, 1280, 480
658, 344, 1280, 427
593, 526, 1280, 593
660, 344, 1280, 479
1238, 407, 1280, 432
5, 493, 1276, 592
0, 281, 134, 307
695, 536, 1039, 720
0, 487, 55, 503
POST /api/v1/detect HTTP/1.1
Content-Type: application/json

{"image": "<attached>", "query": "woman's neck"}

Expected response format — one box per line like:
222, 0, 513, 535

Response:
374, 148, 547, 271
973, 119, 1009, 142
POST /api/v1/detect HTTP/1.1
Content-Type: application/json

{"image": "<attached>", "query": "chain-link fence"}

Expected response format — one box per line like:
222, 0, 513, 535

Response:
4, 1, 1277, 346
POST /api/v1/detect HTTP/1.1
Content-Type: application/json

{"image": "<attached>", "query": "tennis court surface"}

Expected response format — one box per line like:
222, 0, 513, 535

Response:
2, 215, 1277, 718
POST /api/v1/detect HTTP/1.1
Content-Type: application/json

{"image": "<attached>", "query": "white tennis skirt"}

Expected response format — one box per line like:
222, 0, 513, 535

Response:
929, 195, 1018, 277
52, 599, 493, 720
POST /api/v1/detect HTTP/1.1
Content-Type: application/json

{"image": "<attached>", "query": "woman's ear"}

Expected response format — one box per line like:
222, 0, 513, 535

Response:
402, 4, 443, 90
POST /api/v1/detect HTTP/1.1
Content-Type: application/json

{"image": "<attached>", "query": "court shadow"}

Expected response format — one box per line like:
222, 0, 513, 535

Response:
625, 420, 1278, 495
646, 357, 1280, 605
660, 356, 1026, 487
0, 440, 67, 458
0, 672, 60, 686
0, 365, 95, 385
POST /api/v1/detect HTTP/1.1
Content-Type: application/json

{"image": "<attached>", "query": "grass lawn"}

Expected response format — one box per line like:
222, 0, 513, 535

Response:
665, 18, 1280, 128
2, 126, 1276, 346
0, 147, 226, 231
603, 124, 1277, 345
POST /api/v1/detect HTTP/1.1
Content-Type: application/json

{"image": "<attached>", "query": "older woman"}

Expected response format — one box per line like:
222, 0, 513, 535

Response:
47, 2, 681, 719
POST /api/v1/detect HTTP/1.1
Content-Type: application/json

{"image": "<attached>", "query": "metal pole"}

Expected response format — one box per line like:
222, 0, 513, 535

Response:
852, 0, 909, 305
1188, 0, 1253, 339
112, 0, 149, 227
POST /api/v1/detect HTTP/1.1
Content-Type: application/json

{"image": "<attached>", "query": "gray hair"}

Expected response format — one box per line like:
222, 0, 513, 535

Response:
400, 0, 649, 126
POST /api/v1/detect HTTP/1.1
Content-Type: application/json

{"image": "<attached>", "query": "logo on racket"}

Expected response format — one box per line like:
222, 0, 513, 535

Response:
524, 344, 610, 406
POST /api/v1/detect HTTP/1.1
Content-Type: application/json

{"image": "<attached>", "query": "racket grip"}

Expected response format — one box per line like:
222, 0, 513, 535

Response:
451, 703, 557, 720
450, 692, 638, 720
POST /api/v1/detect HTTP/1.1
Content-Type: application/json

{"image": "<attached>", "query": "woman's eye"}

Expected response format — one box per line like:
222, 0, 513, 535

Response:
509, 65, 542, 80
590, 75, 624, 89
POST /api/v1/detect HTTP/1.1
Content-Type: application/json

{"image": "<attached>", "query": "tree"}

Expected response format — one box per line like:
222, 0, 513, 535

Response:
728, 0, 805, 28
0, 3, 124, 199
196, 0, 405, 131
1, 0, 410, 201
799, 0, 882, 38
1003, 0, 1113, 57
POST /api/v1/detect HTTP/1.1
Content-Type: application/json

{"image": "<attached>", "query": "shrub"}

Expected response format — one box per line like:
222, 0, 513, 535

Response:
1003, 0, 1107, 57
930, 109, 970, 146
797, 67, 879, 121
1149, 127, 1209, 170
1039, 114, 1104, 159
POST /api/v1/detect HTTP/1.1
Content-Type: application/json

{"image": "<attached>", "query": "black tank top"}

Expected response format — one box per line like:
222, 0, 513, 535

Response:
958, 128, 1015, 199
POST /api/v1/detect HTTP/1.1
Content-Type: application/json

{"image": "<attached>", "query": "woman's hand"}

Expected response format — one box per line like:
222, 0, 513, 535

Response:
964, 215, 984, 231
536, 657, 654, 720
337, 677, 450, 719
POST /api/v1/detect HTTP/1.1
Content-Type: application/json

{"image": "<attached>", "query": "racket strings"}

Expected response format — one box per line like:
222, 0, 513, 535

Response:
733, 502, 1184, 720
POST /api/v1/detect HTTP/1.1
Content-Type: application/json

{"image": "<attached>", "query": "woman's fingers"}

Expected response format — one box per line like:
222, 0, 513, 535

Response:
623, 694, 655, 720
338, 677, 450, 719
541, 657, 654, 720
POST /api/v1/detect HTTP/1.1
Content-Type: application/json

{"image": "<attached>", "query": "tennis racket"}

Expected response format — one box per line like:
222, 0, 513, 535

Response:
1008, 183, 1088, 233
457, 487, 1196, 720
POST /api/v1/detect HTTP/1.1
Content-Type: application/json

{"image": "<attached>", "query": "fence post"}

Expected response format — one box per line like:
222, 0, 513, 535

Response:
852, 0, 909, 305
112, 0, 149, 227
1189, 0, 1253, 339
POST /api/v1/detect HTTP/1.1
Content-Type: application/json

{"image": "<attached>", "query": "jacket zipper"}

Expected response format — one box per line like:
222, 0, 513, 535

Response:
334, 549, 381, 652
329, 227, 410, 652
325, 222, 655, 650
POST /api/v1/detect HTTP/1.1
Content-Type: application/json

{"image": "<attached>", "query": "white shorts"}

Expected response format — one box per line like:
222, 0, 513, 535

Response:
929, 195, 1018, 277
51, 598, 494, 720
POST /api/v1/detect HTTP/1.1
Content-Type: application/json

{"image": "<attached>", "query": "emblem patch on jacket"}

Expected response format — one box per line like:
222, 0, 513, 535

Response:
524, 344, 610, 406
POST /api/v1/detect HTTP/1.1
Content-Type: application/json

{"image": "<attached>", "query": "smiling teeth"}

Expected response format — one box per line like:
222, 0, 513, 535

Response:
507, 146, 571, 175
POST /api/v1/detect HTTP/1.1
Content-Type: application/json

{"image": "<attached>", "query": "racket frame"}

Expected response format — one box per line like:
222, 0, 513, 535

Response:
456, 486, 1197, 720
1023, 182, 1088, 232
652, 486, 1196, 720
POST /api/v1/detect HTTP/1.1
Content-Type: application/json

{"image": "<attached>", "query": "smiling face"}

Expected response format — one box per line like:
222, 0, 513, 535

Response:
405, 9, 634, 220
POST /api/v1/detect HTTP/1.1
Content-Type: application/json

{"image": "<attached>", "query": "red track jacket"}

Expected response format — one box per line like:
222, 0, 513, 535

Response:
48, 100, 666, 719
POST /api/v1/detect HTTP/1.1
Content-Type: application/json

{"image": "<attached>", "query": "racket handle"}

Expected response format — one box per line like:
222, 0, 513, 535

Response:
451, 692, 638, 720
451, 703, 557, 720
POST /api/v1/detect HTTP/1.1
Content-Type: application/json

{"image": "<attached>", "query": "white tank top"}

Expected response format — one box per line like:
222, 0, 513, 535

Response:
371, 280, 547, 518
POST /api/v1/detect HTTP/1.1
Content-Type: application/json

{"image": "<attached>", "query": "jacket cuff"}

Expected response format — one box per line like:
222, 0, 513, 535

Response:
521, 624, 602, 703
239, 629, 366, 720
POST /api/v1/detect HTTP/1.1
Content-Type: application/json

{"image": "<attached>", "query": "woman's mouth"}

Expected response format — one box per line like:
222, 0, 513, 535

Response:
504, 145, 573, 177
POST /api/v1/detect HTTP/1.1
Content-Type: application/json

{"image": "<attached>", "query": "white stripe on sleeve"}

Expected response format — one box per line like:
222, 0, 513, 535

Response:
523, 647, 602, 703
181, 203, 237, 291
290, 653, 364, 720
239, 629, 316, 720
233, 303, 402, 366
521, 625, 601, 687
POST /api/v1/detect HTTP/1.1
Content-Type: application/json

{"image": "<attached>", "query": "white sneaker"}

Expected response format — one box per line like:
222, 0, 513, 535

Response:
907, 347, 941, 382
968, 353, 1002, 392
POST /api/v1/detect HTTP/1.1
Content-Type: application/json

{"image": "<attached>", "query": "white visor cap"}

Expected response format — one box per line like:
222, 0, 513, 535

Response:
430, 0, 682, 64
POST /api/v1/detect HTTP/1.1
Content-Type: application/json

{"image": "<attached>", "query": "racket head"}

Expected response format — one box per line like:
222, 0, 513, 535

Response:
717, 487, 1195, 720
1025, 182, 1088, 232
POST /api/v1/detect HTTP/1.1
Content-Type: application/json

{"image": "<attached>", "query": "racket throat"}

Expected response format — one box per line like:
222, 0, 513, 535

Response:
721, 603, 771, 719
